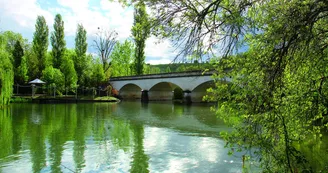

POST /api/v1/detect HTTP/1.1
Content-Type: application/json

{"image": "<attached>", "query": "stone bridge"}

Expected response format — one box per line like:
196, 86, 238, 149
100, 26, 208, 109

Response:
109, 70, 221, 103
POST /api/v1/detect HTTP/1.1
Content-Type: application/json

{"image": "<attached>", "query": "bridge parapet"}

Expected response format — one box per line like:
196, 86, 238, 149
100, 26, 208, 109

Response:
109, 70, 215, 81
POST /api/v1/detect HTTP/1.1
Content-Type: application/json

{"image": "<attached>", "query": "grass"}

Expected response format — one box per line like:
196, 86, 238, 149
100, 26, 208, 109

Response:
11, 95, 120, 102
10, 96, 32, 103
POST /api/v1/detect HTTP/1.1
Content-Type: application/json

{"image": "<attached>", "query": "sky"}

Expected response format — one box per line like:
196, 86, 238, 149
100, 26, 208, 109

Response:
0, 0, 178, 64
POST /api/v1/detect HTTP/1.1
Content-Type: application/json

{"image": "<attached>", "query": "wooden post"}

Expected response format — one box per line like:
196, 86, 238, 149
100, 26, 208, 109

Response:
93, 87, 95, 99
54, 85, 56, 98
31, 84, 35, 98
16, 84, 19, 95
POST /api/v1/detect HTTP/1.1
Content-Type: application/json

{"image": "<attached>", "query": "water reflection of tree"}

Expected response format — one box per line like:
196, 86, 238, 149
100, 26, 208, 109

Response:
130, 123, 149, 173
148, 103, 184, 120
73, 104, 87, 172
0, 108, 13, 159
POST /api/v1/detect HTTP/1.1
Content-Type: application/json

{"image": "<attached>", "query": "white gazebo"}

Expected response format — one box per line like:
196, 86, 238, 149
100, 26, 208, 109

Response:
29, 78, 46, 84
29, 78, 46, 97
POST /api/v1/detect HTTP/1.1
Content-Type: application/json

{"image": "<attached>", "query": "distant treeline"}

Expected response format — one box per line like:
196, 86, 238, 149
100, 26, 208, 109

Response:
144, 62, 214, 74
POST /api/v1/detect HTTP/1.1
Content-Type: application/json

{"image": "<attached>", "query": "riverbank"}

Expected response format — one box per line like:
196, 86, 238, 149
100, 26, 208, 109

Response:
11, 95, 120, 103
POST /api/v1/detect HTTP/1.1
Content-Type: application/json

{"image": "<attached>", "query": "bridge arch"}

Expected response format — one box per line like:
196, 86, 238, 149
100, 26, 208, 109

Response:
190, 81, 215, 102
119, 83, 142, 100
148, 82, 182, 101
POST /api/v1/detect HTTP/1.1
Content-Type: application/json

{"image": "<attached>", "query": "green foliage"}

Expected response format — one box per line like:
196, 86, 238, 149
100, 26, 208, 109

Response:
0, 34, 14, 106
143, 64, 150, 74
32, 16, 49, 73
75, 24, 87, 58
16, 56, 29, 84
117, 0, 328, 171
41, 66, 64, 93
165, 66, 171, 73
91, 60, 106, 86
1, 31, 26, 56
176, 65, 186, 72
79, 54, 94, 87
51, 14, 66, 69
132, 1, 150, 75
110, 40, 134, 77
206, 1, 328, 171
74, 24, 88, 84
150, 66, 160, 74
25, 45, 40, 80
60, 50, 77, 89
13, 40, 24, 69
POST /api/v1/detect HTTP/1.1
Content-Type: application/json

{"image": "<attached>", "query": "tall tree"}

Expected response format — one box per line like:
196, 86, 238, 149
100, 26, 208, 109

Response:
132, 1, 150, 75
75, 24, 87, 58
93, 29, 117, 74
51, 14, 66, 69
32, 16, 49, 73
25, 44, 40, 80
110, 40, 134, 77
13, 40, 24, 70
60, 50, 77, 92
0, 32, 14, 106
74, 24, 88, 85
16, 56, 29, 84
2, 31, 25, 55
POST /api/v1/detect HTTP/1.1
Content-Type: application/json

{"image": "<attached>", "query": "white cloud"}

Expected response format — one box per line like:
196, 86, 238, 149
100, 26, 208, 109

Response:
53, 0, 133, 40
144, 36, 178, 64
0, 0, 54, 29
146, 59, 172, 64
0, 0, 177, 63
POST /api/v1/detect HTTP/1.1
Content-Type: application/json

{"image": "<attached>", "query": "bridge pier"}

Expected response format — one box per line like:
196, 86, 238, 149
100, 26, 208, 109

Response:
141, 90, 149, 103
183, 90, 192, 104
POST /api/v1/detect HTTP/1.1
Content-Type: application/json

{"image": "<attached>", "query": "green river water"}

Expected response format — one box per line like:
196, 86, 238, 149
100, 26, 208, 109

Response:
0, 102, 253, 173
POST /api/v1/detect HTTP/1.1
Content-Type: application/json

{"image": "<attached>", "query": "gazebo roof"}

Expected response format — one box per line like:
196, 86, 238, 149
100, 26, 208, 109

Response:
29, 78, 46, 84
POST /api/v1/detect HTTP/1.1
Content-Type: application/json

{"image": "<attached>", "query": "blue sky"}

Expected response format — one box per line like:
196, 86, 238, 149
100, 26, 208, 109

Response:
0, 0, 177, 64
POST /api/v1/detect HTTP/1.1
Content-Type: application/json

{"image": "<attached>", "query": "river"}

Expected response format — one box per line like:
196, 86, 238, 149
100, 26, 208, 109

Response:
0, 102, 251, 173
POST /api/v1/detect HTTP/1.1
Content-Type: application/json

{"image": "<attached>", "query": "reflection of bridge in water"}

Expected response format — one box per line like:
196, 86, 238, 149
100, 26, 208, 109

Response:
109, 70, 220, 103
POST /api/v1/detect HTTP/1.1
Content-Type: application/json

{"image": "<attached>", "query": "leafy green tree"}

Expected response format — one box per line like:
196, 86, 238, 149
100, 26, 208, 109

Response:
2, 31, 25, 56
25, 45, 40, 79
75, 24, 87, 58
91, 60, 105, 86
116, 0, 328, 171
79, 54, 94, 87
143, 63, 150, 74
13, 40, 24, 69
16, 56, 29, 84
41, 66, 64, 93
110, 40, 134, 77
51, 14, 66, 69
176, 65, 186, 72
165, 66, 171, 73
0, 33, 14, 106
74, 24, 88, 84
44, 51, 53, 67
13, 40, 25, 84
132, 1, 150, 75
150, 67, 160, 74
32, 16, 49, 73
60, 50, 77, 91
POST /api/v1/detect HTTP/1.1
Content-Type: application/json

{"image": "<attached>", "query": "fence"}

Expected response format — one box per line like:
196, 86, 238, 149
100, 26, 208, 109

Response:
13, 84, 111, 98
